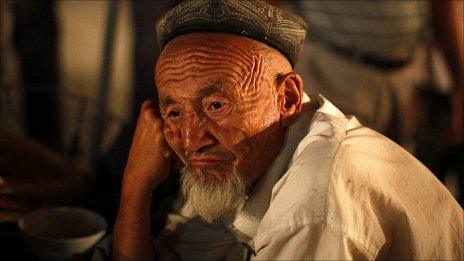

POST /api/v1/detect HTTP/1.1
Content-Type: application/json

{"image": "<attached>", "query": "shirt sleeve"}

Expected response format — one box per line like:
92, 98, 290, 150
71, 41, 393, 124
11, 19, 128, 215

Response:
253, 222, 377, 260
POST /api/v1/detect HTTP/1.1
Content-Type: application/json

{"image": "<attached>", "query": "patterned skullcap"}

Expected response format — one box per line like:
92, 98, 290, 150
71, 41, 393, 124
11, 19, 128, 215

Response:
156, 0, 308, 67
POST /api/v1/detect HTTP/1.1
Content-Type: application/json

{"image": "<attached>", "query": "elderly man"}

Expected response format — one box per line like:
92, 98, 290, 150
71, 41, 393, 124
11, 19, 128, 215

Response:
112, 0, 463, 260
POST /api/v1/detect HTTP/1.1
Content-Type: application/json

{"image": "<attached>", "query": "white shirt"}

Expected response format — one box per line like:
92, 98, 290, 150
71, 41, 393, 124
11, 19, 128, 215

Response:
153, 94, 464, 260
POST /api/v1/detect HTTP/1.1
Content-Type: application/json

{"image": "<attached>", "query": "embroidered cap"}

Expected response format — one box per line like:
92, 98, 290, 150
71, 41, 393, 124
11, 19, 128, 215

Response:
156, 0, 308, 67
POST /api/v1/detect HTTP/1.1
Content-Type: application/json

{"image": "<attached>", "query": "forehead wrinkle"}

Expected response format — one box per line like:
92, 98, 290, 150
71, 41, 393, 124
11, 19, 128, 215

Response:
237, 53, 268, 93
158, 49, 252, 71
158, 59, 245, 79
157, 51, 256, 89
156, 34, 284, 104
156, 40, 260, 82
157, 67, 243, 89
165, 40, 256, 63
157, 46, 254, 79
189, 45, 255, 65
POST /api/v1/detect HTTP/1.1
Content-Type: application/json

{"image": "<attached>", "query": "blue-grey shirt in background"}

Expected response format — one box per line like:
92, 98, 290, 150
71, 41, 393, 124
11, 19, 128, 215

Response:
291, 0, 430, 60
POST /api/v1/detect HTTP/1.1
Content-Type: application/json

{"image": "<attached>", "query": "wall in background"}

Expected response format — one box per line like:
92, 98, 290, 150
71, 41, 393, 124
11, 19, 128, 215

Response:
1, 1, 135, 167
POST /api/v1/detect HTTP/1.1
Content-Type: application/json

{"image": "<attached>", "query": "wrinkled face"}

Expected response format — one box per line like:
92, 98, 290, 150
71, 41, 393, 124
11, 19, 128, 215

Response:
155, 33, 292, 184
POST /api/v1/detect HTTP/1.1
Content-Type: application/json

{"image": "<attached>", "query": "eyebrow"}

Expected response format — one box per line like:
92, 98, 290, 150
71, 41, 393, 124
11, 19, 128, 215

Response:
196, 83, 222, 97
161, 96, 174, 107
160, 83, 223, 107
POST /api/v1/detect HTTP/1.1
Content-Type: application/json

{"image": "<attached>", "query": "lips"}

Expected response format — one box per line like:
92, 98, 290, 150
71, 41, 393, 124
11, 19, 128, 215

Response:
187, 158, 229, 168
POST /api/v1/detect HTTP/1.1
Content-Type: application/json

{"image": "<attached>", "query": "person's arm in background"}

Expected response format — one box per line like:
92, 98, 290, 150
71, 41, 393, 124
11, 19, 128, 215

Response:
112, 100, 172, 260
432, 0, 463, 144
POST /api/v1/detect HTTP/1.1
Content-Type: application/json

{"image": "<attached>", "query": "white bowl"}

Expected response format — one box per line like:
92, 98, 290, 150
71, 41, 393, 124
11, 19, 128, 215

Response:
18, 207, 107, 260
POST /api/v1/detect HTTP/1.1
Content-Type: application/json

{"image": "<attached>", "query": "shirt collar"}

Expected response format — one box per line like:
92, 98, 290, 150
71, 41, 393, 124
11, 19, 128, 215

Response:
229, 92, 313, 247
229, 94, 346, 249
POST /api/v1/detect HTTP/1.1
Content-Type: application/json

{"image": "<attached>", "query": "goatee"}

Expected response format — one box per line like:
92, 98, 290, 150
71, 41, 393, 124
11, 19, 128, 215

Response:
180, 166, 247, 223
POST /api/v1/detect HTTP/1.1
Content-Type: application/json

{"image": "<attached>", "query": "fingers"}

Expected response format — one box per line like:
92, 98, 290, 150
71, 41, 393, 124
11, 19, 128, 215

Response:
138, 99, 172, 161
139, 100, 159, 123
141, 99, 154, 110
140, 99, 163, 120
161, 147, 172, 161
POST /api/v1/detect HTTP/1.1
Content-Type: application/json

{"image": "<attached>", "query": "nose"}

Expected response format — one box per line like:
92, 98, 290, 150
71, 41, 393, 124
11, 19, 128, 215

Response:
181, 113, 215, 154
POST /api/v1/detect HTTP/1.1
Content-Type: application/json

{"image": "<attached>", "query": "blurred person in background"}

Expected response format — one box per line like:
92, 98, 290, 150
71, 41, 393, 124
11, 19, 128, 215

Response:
283, 0, 463, 204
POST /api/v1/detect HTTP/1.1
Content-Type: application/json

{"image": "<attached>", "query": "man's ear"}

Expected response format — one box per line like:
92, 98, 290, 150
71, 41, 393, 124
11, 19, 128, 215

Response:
277, 72, 303, 126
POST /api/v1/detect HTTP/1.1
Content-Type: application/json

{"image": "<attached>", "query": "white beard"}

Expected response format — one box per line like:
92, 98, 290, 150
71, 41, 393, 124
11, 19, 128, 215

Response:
180, 166, 247, 223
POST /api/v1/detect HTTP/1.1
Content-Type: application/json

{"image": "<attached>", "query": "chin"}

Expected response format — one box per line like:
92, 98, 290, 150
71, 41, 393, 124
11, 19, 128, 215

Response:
180, 165, 247, 223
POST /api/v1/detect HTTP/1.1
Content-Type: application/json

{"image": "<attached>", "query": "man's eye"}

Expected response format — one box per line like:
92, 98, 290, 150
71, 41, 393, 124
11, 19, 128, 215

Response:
210, 101, 223, 110
202, 96, 232, 120
168, 110, 181, 118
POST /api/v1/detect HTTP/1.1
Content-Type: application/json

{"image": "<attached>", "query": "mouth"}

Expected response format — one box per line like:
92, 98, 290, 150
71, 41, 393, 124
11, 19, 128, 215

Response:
187, 158, 230, 168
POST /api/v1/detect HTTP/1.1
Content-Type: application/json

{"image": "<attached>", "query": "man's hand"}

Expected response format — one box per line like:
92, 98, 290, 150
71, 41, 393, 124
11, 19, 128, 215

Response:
113, 100, 172, 261
123, 100, 172, 193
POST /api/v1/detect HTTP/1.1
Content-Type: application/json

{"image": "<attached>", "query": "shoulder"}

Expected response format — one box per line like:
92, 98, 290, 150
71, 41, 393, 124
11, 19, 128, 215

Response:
258, 118, 462, 258
257, 119, 390, 248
